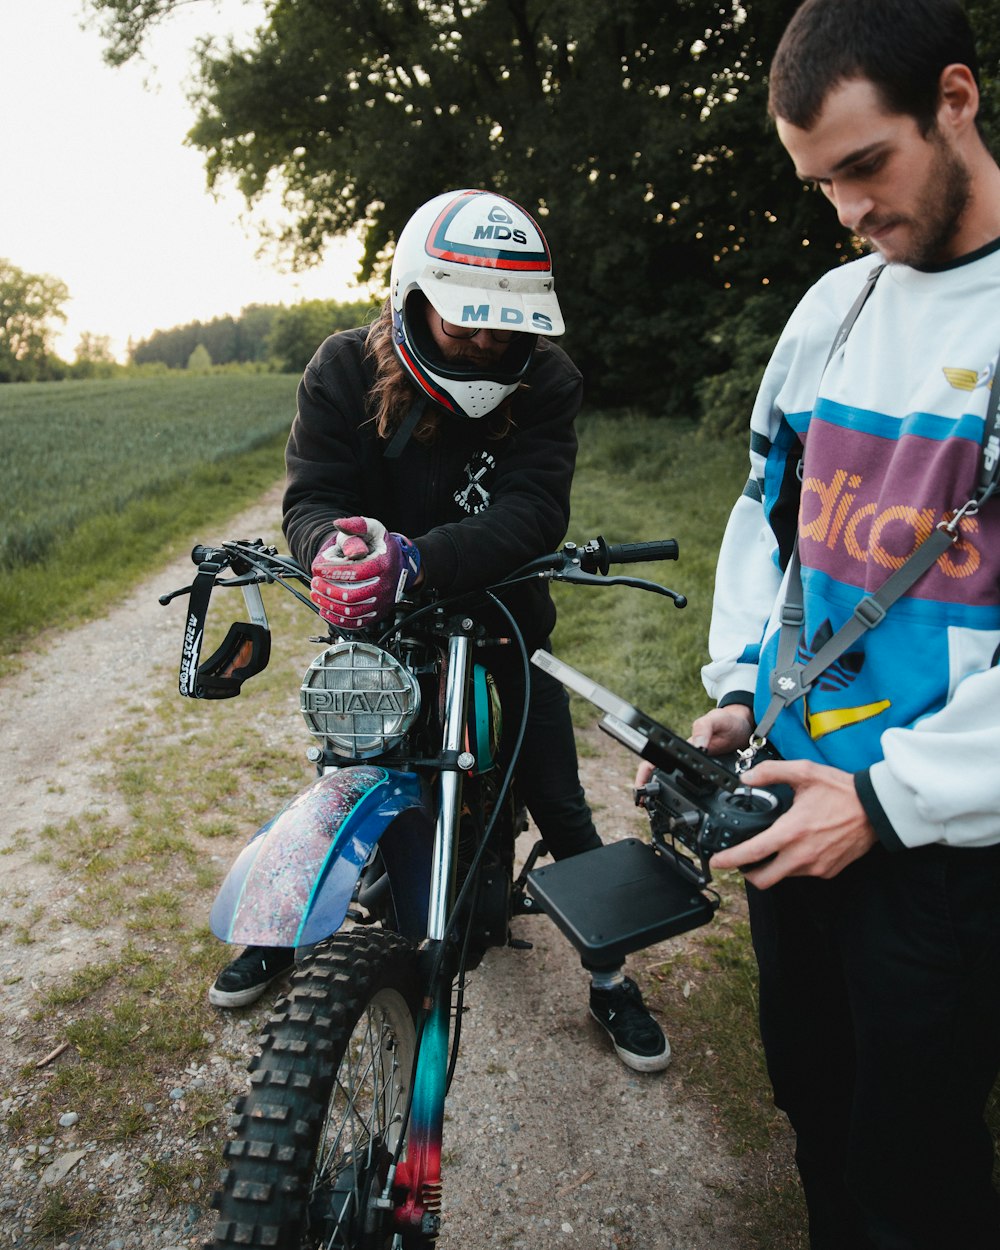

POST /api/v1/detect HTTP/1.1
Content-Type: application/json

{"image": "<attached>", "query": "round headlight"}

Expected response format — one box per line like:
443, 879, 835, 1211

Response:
300, 641, 421, 758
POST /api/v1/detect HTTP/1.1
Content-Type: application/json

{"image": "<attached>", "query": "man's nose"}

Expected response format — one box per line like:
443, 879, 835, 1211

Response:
830, 182, 875, 233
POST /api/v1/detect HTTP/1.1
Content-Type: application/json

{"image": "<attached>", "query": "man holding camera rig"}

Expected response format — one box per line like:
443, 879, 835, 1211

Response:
659, 1, 1000, 1244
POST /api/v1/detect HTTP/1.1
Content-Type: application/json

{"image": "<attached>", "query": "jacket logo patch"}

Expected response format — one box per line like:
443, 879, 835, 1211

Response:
455, 451, 495, 515
942, 363, 993, 392
795, 621, 891, 741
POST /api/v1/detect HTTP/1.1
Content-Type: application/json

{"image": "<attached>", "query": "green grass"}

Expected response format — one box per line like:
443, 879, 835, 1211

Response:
0, 373, 298, 669
2, 374, 297, 569
555, 412, 747, 731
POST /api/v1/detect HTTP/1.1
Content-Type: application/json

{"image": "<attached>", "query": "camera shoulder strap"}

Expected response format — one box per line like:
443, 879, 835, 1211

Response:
748, 266, 1000, 753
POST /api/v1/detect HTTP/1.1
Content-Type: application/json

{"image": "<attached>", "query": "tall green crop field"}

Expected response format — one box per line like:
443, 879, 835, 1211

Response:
3, 374, 298, 570
1, 374, 299, 662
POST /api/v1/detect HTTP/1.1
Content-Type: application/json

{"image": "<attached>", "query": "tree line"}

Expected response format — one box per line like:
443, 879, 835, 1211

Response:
130, 298, 379, 372
84, 0, 1000, 427
0, 257, 379, 384
20, 0, 1000, 417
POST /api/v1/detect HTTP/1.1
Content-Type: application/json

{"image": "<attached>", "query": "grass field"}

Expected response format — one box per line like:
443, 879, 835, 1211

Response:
560, 408, 748, 728
0, 374, 299, 666
2, 374, 298, 570
3, 370, 298, 572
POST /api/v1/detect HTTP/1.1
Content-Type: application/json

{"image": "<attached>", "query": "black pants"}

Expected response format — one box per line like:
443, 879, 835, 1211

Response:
747, 842, 1000, 1250
487, 644, 601, 862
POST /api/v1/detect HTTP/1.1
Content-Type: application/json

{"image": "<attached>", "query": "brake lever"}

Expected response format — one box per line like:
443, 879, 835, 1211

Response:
159, 583, 193, 606
553, 567, 688, 606
158, 569, 266, 607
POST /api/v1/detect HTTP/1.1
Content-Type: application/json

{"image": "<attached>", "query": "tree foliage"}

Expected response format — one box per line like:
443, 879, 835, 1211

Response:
128, 297, 378, 370
130, 304, 277, 368
0, 259, 69, 382
88, 0, 1000, 415
187, 342, 213, 371
267, 297, 380, 372
73, 332, 119, 380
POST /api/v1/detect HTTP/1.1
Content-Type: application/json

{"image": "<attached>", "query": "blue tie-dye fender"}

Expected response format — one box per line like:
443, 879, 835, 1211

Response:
210, 766, 434, 947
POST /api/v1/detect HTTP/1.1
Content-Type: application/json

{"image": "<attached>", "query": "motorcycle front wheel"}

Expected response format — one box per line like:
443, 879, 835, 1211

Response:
209, 930, 425, 1250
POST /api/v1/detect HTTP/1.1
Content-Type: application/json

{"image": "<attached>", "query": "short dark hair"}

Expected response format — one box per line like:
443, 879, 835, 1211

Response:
769, 0, 980, 134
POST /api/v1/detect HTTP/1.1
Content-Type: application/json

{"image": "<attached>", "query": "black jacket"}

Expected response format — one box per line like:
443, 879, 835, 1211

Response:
282, 326, 584, 646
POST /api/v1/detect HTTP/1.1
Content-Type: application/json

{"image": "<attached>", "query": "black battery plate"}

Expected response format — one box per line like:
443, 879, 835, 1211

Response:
526, 838, 716, 967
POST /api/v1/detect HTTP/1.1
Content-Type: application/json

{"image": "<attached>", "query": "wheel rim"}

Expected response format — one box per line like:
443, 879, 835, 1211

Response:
309, 987, 416, 1250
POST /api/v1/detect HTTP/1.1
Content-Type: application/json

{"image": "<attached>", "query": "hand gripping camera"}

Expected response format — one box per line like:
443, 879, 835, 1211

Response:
632, 737, 792, 887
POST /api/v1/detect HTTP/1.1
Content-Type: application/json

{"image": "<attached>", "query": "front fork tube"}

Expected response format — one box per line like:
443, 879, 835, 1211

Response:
394, 632, 472, 1238
427, 631, 471, 941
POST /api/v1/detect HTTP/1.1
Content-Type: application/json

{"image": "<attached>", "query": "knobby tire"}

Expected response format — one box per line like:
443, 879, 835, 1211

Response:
208, 930, 426, 1250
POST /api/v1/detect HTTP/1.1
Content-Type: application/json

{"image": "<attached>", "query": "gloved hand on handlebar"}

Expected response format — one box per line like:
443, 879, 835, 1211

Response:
310, 516, 422, 629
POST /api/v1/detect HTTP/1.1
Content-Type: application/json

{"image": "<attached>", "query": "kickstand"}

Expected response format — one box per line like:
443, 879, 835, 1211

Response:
511, 839, 549, 923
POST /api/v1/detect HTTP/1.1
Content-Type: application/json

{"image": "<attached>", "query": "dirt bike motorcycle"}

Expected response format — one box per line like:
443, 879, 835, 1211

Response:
159, 533, 696, 1250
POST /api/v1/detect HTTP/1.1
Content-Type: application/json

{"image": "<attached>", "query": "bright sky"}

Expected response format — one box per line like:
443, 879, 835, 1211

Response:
3, 0, 368, 362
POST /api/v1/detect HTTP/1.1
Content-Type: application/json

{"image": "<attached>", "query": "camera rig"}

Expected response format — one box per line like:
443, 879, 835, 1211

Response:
531, 651, 791, 889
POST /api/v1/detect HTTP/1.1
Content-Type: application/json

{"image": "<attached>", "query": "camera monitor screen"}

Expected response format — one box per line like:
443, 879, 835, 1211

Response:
530, 649, 741, 795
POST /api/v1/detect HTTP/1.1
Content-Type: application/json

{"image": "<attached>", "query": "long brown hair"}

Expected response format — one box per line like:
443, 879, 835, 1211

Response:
364, 298, 517, 443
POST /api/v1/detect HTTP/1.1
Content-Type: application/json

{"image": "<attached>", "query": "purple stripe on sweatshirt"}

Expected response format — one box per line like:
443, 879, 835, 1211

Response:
798, 420, 999, 606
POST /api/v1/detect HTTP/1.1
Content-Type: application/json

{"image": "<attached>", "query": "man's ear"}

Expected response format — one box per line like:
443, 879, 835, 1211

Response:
937, 62, 979, 135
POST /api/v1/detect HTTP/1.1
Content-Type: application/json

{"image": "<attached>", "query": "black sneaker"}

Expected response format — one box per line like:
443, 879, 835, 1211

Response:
589, 976, 671, 1073
208, 945, 295, 1008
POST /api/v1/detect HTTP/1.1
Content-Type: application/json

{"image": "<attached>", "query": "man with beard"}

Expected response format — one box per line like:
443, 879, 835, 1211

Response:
646, 0, 1000, 1244
208, 189, 671, 1073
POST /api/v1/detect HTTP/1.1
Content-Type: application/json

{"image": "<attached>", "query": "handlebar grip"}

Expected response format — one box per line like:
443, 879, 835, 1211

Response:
605, 539, 679, 565
191, 544, 227, 566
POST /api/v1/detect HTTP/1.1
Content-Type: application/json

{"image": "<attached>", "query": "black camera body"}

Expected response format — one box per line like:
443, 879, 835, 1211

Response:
628, 723, 792, 887
527, 648, 792, 890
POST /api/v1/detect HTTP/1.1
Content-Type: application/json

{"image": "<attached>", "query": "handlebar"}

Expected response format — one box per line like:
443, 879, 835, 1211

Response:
572, 537, 678, 575
161, 533, 687, 699
161, 533, 686, 614
191, 543, 226, 566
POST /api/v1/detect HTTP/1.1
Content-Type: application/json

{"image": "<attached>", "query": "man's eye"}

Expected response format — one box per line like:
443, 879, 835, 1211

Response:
852, 156, 884, 177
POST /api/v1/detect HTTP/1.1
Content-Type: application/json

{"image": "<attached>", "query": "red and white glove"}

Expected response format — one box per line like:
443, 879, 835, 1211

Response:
310, 516, 422, 629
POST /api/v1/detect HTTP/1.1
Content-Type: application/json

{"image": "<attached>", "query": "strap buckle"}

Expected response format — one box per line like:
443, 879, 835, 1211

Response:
852, 596, 886, 629
779, 602, 804, 628
939, 498, 979, 537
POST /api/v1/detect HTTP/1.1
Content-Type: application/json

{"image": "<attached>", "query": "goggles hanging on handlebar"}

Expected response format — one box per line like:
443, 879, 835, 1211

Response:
178, 556, 271, 699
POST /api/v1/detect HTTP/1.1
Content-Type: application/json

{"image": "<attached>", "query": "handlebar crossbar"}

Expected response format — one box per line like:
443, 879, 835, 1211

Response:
160, 535, 687, 682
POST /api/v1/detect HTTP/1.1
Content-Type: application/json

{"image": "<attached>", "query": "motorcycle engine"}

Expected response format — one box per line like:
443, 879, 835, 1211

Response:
300, 641, 421, 758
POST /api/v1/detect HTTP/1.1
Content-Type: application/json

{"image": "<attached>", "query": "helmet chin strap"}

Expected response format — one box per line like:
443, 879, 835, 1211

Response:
383, 393, 429, 460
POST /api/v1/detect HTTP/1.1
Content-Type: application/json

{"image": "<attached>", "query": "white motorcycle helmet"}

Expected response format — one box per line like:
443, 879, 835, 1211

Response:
390, 189, 565, 419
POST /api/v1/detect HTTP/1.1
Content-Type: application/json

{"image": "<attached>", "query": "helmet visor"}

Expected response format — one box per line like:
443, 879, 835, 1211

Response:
420, 265, 564, 338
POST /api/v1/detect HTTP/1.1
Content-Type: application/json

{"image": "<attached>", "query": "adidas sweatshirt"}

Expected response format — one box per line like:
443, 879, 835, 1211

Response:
703, 241, 1000, 851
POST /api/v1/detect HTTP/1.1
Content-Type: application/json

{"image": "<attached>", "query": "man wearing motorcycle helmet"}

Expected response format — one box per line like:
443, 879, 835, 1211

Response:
208, 189, 670, 1073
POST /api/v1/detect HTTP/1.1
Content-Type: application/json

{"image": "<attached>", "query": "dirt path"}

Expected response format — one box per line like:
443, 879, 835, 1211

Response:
0, 489, 750, 1249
